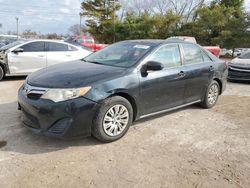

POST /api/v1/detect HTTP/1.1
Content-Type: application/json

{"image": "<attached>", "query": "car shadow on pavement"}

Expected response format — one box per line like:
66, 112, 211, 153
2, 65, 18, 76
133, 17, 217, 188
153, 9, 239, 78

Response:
0, 101, 102, 155
2, 76, 27, 81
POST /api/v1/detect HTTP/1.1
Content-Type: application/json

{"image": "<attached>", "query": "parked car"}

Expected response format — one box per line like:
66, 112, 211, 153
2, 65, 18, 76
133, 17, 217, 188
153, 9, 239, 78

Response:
18, 40, 228, 142
228, 50, 250, 81
0, 39, 92, 80
66, 35, 108, 52
167, 36, 221, 57
0, 34, 21, 48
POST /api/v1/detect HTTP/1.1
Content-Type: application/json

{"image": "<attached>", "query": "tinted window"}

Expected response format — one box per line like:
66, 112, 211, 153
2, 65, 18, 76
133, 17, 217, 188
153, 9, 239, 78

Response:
21, 42, 45, 52
147, 44, 181, 68
48, 42, 69, 51
182, 43, 203, 65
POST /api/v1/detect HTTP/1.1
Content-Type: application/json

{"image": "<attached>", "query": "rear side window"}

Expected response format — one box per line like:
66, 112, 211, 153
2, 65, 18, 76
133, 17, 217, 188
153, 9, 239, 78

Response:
47, 42, 69, 51
201, 50, 212, 62
21, 42, 45, 52
68, 45, 78, 51
182, 43, 203, 65
147, 44, 181, 68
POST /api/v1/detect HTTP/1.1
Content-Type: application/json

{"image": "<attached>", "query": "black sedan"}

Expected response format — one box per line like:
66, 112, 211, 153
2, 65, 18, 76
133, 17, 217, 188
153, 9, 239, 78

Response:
228, 51, 250, 81
18, 40, 228, 142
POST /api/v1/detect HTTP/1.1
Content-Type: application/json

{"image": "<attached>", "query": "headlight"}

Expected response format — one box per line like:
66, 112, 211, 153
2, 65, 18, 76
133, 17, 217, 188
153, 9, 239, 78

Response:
41, 87, 91, 102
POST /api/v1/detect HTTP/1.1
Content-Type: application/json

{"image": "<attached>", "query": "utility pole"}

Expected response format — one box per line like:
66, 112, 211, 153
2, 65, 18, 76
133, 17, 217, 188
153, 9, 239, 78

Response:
79, 13, 82, 36
15, 17, 19, 39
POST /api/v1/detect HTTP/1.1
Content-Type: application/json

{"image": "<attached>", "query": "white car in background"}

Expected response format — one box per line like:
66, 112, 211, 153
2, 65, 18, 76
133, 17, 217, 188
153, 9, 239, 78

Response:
0, 39, 92, 80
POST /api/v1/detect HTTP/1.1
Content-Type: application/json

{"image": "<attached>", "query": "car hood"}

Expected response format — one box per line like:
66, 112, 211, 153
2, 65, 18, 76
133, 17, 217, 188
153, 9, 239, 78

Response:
231, 58, 250, 64
27, 61, 127, 88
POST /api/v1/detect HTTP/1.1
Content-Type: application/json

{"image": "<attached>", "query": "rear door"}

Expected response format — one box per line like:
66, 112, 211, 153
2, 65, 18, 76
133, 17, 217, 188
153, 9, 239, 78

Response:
139, 44, 186, 115
46, 42, 83, 67
181, 43, 214, 103
8, 41, 46, 74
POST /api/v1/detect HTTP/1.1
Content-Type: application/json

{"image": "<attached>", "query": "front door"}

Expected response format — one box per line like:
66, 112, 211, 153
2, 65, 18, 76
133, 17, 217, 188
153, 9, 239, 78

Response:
8, 41, 46, 74
139, 44, 186, 116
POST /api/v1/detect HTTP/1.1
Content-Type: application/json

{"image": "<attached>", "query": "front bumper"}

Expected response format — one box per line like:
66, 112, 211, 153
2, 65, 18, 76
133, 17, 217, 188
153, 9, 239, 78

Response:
228, 65, 250, 81
18, 87, 98, 139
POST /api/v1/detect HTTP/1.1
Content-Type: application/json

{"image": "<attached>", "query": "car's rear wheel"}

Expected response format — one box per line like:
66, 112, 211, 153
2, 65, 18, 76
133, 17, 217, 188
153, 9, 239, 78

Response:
92, 96, 133, 142
201, 80, 220, 108
0, 66, 4, 81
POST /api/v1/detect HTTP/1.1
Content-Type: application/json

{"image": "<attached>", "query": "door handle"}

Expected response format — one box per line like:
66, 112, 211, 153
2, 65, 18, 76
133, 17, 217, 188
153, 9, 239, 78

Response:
66, 54, 71, 57
178, 71, 185, 77
209, 66, 214, 72
38, 55, 45, 57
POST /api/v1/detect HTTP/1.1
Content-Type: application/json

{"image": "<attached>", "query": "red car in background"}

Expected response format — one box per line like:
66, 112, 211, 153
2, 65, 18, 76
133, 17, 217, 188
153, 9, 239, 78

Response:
69, 35, 107, 52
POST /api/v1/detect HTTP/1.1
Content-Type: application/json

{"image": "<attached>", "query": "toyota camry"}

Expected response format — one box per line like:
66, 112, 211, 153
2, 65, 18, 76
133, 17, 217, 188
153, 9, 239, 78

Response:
18, 39, 228, 142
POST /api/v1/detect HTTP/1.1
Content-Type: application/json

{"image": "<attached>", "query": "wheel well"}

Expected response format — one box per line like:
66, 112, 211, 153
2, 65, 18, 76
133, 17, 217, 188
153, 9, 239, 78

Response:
0, 63, 5, 75
110, 93, 138, 121
213, 78, 222, 94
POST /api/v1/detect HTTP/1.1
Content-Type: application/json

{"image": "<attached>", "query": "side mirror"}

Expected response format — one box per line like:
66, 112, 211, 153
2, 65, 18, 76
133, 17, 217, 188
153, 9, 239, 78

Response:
141, 61, 164, 76
146, 61, 164, 71
12, 48, 23, 54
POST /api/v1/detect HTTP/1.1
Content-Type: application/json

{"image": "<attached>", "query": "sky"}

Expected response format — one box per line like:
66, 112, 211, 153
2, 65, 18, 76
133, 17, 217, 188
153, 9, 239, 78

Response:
0, 0, 249, 35
0, 0, 82, 34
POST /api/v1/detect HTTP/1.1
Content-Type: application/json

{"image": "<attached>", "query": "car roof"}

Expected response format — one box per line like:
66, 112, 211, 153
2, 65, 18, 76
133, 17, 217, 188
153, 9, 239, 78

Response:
120, 39, 193, 46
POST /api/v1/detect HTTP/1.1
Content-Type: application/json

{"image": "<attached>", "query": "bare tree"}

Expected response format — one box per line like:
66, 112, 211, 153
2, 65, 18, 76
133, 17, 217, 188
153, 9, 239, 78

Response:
169, 0, 205, 22
119, 0, 205, 21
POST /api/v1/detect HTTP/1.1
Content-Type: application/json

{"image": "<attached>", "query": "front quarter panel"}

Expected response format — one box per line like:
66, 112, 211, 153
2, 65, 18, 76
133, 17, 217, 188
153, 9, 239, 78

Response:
84, 70, 140, 108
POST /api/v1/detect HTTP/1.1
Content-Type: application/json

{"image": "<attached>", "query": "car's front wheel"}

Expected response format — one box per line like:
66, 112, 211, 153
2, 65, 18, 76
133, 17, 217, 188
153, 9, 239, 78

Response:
92, 96, 133, 142
0, 66, 4, 81
201, 80, 220, 108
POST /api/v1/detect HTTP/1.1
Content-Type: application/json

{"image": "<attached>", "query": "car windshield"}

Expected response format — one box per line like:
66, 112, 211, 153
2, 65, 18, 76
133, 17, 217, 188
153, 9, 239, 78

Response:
0, 40, 24, 50
84, 42, 153, 68
238, 51, 250, 59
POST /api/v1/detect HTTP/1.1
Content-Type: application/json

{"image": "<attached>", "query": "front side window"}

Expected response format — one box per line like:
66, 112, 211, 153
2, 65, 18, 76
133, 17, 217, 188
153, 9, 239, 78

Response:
47, 42, 69, 52
21, 42, 45, 52
182, 43, 203, 65
84, 42, 153, 68
147, 44, 181, 68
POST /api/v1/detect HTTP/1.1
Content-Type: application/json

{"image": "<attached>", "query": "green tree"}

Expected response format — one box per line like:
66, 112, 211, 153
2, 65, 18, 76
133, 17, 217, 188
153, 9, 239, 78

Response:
178, 0, 250, 49
81, 0, 120, 43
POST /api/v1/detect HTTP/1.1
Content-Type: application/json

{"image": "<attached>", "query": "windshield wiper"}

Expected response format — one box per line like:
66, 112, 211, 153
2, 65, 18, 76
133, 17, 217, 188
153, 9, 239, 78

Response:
86, 60, 104, 65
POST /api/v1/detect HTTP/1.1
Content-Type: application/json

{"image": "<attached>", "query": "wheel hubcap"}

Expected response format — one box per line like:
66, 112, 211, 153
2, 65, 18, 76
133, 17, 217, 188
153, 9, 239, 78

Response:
103, 104, 129, 137
208, 84, 219, 105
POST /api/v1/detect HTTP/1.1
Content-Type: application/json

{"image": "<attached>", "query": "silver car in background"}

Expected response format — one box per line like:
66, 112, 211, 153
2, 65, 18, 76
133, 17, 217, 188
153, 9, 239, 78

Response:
0, 39, 92, 80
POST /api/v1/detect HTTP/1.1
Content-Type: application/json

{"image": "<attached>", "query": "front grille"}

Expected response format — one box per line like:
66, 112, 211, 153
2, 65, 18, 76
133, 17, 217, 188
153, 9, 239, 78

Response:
27, 93, 43, 100
229, 68, 250, 79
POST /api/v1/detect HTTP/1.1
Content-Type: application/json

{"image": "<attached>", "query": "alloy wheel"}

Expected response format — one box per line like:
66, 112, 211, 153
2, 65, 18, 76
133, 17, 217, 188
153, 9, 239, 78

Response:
103, 104, 129, 137
207, 84, 219, 105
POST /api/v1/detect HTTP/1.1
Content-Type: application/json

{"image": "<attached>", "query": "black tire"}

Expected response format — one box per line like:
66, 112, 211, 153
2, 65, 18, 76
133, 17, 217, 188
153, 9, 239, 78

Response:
201, 80, 220, 109
0, 66, 4, 81
92, 96, 133, 142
